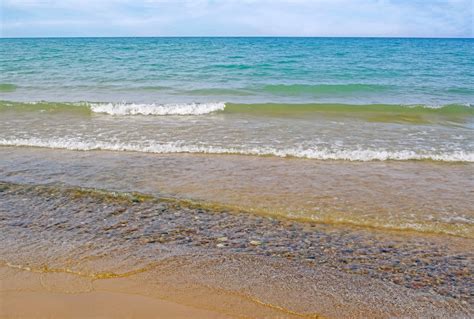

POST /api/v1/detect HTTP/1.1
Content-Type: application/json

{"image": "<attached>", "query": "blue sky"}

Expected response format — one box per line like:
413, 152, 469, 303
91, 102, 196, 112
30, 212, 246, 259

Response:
1, 0, 472, 37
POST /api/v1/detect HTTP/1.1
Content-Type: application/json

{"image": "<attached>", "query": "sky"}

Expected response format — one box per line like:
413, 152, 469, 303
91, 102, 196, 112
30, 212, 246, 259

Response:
1, 0, 473, 38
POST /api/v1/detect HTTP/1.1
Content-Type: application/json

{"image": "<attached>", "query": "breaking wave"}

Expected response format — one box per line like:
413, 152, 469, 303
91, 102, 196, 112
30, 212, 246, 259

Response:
1, 138, 473, 162
88, 102, 226, 115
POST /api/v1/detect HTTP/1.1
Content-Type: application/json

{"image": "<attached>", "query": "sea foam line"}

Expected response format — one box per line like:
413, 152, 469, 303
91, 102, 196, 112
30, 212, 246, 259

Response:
1, 138, 473, 162
88, 102, 226, 115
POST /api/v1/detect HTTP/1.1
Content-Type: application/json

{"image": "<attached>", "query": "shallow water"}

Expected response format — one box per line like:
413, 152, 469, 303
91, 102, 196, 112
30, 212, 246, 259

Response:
0, 100, 473, 162
1, 148, 472, 237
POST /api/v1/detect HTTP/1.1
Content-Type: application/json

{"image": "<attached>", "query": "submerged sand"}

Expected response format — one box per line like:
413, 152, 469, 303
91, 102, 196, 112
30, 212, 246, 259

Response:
1, 147, 473, 238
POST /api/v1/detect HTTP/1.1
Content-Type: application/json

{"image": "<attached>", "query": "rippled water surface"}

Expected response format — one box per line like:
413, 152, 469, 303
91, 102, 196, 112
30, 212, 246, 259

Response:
1, 38, 473, 162
1, 37, 473, 105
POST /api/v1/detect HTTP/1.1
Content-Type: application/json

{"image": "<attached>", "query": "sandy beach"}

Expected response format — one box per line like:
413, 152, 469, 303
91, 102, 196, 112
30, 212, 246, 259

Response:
1, 178, 472, 318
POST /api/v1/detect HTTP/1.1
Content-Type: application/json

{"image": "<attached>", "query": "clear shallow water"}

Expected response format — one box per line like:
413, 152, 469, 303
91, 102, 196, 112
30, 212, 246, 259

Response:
1, 148, 473, 237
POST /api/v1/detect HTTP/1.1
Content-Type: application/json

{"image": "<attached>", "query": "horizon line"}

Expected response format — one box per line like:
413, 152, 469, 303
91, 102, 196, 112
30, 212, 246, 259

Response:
1, 35, 473, 40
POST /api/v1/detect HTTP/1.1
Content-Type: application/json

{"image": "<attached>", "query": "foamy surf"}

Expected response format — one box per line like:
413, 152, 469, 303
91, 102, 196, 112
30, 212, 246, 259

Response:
88, 102, 226, 115
1, 137, 473, 162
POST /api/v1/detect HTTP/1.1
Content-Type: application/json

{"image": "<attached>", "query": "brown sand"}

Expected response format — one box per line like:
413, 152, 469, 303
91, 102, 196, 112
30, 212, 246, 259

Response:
0, 271, 231, 319
1, 290, 230, 319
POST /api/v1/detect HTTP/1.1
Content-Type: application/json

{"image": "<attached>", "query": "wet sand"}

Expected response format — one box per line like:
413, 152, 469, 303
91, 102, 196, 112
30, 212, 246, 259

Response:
1, 182, 472, 318
1, 284, 230, 319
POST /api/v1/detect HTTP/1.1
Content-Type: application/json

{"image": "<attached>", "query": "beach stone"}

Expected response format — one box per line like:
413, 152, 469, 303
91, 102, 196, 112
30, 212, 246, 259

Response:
250, 240, 262, 246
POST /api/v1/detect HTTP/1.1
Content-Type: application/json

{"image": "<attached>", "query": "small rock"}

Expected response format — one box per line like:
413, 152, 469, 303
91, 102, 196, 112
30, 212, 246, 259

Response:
250, 240, 262, 246
216, 243, 225, 248
217, 237, 228, 242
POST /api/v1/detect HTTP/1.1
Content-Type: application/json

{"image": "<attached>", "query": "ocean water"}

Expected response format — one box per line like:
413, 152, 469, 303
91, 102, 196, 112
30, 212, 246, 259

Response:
0, 37, 473, 161
0, 37, 473, 236
1, 37, 473, 104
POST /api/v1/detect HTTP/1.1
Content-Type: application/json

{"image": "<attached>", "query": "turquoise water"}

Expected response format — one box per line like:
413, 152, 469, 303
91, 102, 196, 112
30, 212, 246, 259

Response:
0, 37, 473, 161
1, 37, 473, 104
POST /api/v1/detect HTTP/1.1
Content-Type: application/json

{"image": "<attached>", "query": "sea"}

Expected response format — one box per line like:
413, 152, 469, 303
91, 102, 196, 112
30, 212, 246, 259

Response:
0, 37, 473, 237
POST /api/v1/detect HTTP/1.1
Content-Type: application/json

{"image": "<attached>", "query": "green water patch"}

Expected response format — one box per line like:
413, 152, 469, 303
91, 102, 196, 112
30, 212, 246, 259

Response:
0, 84, 17, 92
260, 83, 391, 95
185, 88, 254, 96
446, 87, 474, 95
1, 100, 472, 125
0, 100, 91, 114
223, 103, 474, 125
136, 85, 172, 91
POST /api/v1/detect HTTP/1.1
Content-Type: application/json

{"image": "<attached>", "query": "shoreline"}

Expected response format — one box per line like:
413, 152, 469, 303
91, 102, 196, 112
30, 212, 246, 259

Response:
1, 181, 472, 318
1, 147, 473, 238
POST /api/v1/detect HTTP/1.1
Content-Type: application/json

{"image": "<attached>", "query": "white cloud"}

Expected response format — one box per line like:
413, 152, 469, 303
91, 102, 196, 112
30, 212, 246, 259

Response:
1, 0, 472, 37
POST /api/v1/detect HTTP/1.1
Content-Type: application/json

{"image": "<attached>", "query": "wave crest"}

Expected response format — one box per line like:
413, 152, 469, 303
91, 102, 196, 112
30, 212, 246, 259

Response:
1, 138, 473, 162
89, 102, 226, 115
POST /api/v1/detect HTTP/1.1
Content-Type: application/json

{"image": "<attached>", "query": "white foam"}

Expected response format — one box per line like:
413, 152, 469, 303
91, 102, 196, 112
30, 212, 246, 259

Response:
1, 137, 473, 162
88, 102, 226, 115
